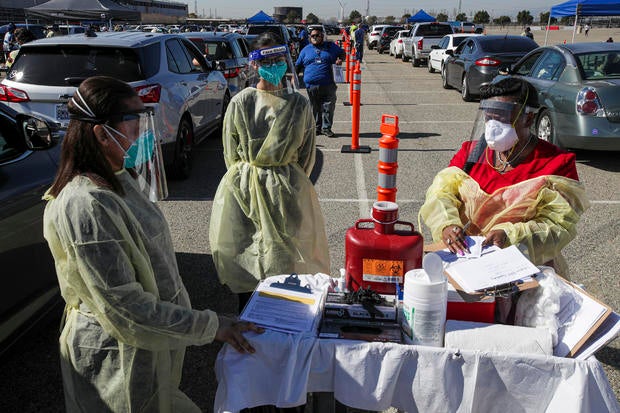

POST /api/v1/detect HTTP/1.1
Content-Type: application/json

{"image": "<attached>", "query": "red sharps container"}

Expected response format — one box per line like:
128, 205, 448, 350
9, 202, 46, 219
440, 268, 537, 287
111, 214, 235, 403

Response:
345, 201, 423, 294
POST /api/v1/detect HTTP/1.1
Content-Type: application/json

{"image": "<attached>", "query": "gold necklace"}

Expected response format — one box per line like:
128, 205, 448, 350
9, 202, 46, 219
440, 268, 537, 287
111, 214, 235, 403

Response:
486, 135, 534, 173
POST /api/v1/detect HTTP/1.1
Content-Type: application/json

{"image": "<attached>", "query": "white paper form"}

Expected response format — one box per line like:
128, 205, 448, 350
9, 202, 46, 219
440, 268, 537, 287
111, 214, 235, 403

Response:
445, 245, 539, 293
574, 312, 620, 360
553, 283, 613, 357
240, 281, 324, 334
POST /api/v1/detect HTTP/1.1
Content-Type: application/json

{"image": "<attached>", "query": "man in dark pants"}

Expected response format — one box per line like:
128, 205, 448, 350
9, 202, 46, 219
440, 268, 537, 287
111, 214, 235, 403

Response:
295, 28, 345, 137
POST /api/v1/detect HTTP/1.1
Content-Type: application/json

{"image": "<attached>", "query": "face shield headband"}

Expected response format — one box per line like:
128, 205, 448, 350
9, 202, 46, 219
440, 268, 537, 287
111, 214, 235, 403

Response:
249, 44, 300, 92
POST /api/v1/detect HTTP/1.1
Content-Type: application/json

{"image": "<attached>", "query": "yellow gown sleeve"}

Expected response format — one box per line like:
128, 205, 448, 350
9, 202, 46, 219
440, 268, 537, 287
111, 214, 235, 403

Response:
419, 167, 469, 242
222, 98, 241, 169
492, 176, 589, 265
297, 97, 317, 176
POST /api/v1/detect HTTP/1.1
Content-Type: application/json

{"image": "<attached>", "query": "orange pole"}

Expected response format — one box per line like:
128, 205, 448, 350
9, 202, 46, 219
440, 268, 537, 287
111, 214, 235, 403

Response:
377, 115, 400, 202
348, 50, 357, 101
350, 62, 362, 150
344, 40, 351, 84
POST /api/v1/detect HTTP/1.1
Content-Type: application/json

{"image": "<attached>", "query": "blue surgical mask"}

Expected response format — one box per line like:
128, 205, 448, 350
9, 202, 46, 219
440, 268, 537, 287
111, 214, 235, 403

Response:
258, 61, 288, 86
104, 125, 155, 169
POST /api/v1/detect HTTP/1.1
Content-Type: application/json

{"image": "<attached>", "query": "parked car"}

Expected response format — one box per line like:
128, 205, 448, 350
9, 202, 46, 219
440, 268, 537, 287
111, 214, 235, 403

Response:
0, 103, 63, 355
245, 24, 298, 60
428, 33, 481, 73
498, 42, 620, 150
182, 31, 258, 96
442, 35, 538, 101
0, 31, 230, 179
389, 30, 411, 59
366, 25, 389, 50
402, 22, 454, 66
377, 26, 405, 54
449, 21, 484, 34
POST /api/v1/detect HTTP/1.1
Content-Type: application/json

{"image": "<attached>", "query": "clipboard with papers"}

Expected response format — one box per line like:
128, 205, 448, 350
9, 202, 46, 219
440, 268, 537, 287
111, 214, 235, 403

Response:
239, 273, 327, 334
440, 242, 540, 302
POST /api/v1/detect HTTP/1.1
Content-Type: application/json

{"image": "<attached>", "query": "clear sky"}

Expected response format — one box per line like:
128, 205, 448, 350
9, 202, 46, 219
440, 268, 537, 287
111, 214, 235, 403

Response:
190, 1, 561, 21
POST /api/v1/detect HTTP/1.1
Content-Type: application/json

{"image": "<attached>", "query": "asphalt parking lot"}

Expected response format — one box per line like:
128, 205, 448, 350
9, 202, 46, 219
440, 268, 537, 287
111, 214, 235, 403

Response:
1, 31, 619, 412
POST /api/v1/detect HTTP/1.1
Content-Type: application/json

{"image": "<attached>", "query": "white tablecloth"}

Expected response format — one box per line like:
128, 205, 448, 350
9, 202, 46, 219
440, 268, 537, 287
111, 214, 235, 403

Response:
214, 273, 619, 413
215, 329, 619, 413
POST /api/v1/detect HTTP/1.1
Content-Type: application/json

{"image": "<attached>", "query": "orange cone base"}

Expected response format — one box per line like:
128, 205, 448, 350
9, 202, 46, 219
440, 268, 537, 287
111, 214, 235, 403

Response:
341, 145, 371, 153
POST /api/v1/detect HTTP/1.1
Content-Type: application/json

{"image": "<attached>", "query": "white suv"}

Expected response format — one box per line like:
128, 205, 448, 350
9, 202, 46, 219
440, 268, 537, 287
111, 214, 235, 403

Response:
367, 25, 389, 50
0, 31, 230, 178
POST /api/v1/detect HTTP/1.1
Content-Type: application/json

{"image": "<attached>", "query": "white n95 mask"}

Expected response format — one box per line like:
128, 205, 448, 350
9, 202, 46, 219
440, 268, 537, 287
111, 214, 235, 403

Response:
484, 119, 519, 152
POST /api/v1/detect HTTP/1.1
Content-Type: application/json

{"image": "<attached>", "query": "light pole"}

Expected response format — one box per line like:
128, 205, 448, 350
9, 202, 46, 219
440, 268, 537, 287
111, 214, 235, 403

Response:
337, 0, 347, 23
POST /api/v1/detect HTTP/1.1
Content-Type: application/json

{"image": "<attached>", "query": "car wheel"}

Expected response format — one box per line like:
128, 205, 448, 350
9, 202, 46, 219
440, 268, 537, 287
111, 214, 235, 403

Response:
537, 109, 560, 147
171, 117, 193, 179
413, 58, 420, 67
428, 59, 434, 73
461, 75, 472, 101
442, 66, 451, 89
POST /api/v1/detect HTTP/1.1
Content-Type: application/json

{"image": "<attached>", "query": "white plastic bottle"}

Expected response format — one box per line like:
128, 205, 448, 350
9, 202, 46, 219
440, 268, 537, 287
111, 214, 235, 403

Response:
402, 267, 448, 347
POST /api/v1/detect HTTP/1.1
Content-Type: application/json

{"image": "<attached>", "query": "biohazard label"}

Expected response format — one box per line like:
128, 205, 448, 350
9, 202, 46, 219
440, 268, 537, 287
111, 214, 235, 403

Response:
362, 258, 404, 283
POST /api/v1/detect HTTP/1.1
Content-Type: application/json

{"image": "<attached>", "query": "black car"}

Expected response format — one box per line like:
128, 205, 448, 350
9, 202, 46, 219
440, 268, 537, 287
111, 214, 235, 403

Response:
0, 102, 62, 354
377, 26, 405, 54
442, 35, 538, 101
245, 24, 298, 60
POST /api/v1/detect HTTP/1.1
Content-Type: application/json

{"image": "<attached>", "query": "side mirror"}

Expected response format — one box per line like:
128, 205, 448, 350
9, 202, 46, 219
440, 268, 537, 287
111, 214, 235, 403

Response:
445, 49, 454, 56
21, 116, 55, 150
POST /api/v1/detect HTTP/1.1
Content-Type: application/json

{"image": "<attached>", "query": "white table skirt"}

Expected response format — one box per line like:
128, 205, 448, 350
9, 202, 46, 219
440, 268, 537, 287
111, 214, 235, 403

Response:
214, 330, 619, 413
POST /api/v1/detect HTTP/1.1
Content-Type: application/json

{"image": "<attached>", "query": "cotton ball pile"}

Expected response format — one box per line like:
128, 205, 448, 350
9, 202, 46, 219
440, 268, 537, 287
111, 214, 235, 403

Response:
514, 267, 581, 347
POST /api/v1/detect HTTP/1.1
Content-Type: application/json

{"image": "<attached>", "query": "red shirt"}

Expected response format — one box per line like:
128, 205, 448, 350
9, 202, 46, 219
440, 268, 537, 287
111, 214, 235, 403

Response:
449, 139, 579, 194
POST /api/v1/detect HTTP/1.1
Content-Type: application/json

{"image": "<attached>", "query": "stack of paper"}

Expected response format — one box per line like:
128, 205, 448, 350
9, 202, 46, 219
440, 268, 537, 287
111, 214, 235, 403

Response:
240, 274, 328, 334
445, 245, 539, 294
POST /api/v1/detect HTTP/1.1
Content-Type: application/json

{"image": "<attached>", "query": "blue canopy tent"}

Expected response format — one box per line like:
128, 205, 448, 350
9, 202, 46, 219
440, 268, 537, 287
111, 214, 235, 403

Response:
545, 0, 620, 44
247, 10, 276, 24
407, 10, 436, 23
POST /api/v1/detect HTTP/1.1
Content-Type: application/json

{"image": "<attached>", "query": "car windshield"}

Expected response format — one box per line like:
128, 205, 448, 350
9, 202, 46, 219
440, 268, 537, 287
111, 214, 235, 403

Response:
479, 38, 537, 53
577, 51, 620, 79
8, 45, 156, 86
384, 27, 403, 37
416, 24, 453, 37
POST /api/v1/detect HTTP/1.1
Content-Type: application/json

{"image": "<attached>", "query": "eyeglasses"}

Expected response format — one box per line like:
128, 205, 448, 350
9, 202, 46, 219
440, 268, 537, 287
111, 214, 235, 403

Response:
310, 34, 323, 38
108, 108, 153, 123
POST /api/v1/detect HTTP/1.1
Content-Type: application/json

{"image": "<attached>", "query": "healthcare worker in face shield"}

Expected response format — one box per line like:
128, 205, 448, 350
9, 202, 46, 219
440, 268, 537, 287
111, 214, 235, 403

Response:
43, 76, 263, 413
419, 77, 589, 277
209, 33, 330, 312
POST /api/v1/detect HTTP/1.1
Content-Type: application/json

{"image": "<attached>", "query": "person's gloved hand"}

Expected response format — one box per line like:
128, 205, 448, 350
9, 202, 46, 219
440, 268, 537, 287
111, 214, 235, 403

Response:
215, 314, 264, 353
483, 229, 508, 248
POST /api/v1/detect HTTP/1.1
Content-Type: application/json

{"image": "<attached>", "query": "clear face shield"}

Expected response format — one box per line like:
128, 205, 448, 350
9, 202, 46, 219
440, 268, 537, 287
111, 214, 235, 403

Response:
248, 44, 300, 92
465, 99, 530, 166
104, 108, 169, 202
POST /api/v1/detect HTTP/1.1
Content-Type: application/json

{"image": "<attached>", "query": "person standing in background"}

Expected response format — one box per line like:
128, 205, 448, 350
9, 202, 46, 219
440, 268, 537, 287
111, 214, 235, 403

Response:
354, 24, 366, 63
3, 22, 17, 63
295, 28, 345, 137
210, 33, 330, 314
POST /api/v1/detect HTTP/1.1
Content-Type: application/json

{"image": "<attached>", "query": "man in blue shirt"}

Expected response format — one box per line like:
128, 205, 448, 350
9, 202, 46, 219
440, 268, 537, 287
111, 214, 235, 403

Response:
353, 25, 366, 63
295, 28, 345, 137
